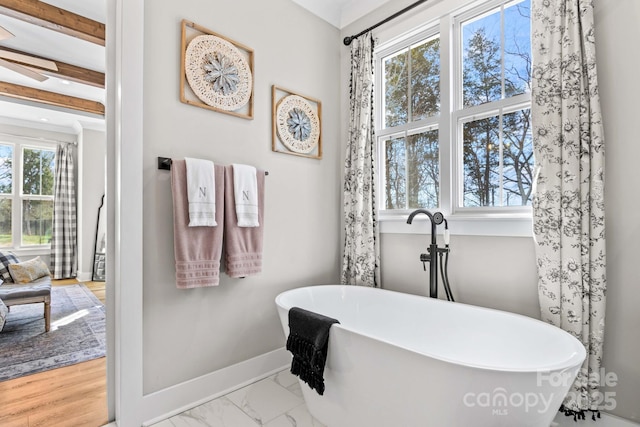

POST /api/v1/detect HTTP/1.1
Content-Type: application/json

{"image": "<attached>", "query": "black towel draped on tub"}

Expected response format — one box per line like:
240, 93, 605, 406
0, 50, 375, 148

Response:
286, 306, 340, 395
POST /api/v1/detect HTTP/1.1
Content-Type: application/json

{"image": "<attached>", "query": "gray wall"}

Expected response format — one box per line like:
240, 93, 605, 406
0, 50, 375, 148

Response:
77, 128, 106, 280
142, 0, 342, 393
594, 0, 640, 421
342, 0, 640, 422
380, 234, 540, 318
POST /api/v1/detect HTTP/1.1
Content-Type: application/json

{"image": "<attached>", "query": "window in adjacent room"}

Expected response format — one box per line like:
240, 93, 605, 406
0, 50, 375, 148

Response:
0, 142, 55, 248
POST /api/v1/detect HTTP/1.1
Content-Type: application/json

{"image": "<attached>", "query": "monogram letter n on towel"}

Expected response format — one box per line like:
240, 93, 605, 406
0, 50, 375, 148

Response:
185, 157, 217, 227
224, 165, 265, 278
232, 163, 259, 227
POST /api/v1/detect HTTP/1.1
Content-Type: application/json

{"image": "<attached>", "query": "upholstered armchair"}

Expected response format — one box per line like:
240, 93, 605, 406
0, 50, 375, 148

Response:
0, 255, 53, 332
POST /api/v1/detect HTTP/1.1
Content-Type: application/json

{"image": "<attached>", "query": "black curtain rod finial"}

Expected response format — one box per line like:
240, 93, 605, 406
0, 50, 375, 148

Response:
342, 0, 429, 47
158, 156, 172, 170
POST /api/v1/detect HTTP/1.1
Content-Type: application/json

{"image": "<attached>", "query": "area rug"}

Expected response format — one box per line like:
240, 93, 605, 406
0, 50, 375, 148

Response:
0, 283, 105, 382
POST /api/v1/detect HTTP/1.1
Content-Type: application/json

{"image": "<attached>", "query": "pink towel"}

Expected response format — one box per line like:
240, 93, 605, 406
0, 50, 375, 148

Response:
224, 165, 265, 278
171, 160, 225, 288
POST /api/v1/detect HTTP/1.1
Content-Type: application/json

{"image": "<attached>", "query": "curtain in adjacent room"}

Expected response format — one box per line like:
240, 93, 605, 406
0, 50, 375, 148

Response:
531, 0, 606, 419
51, 143, 77, 279
342, 32, 380, 287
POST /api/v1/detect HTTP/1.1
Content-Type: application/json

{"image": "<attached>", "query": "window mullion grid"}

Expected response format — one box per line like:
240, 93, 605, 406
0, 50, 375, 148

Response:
377, 136, 385, 211
498, 109, 504, 207
439, 16, 452, 215
0, 162, 15, 247
15, 146, 22, 248
39, 152, 43, 197
376, 55, 385, 132
407, 47, 412, 126
500, 4, 506, 100
401, 131, 407, 210
6, 144, 16, 249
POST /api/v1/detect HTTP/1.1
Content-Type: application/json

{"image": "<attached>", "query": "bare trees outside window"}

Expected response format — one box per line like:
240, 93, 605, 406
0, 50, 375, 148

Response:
382, 36, 440, 210
0, 143, 55, 248
461, 0, 532, 207
377, 0, 532, 213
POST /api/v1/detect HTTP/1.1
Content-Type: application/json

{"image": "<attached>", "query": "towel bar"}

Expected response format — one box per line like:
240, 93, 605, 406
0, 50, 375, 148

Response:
158, 157, 269, 175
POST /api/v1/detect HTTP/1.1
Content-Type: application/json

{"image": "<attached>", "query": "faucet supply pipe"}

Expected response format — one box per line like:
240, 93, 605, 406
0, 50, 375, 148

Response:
406, 209, 445, 298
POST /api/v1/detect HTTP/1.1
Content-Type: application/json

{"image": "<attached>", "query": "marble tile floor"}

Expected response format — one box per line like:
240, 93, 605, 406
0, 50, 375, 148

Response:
148, 369, 639, 427
150, 369, 324, 427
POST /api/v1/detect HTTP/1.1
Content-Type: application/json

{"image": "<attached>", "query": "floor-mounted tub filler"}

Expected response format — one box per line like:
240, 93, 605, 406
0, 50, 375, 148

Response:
275, 285, 586, 427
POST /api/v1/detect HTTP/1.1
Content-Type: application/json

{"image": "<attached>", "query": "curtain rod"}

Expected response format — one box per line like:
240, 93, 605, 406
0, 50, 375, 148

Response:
0, 131, 77, 145
343, 0, 430, 46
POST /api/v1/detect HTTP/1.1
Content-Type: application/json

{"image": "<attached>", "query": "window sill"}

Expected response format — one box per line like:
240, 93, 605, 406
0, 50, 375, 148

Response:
6, 247, 51, 258
379, 213, 533, 237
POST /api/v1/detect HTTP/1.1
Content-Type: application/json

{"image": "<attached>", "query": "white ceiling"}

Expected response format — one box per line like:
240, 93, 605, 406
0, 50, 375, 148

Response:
0, 0, 105, 133
42, 0, 106, 24
0, 0, 385, 132
292, 0, 391, 28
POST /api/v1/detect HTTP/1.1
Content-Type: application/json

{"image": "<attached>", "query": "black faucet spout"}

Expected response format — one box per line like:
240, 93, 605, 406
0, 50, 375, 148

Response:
406, 208, 433, 224
406, 209, 443, 245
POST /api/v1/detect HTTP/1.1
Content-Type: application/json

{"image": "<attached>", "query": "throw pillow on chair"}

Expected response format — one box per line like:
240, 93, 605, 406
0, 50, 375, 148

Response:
8, 257, 52, 284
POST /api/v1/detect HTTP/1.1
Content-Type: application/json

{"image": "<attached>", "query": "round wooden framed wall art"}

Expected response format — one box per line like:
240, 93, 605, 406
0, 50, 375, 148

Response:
180, 20, 255, 120
272, 86, 322, 159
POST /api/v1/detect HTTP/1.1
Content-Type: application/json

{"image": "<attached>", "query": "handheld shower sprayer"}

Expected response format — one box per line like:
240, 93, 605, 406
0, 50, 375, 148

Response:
406, 209, 455, 302
443, 219, 450, 246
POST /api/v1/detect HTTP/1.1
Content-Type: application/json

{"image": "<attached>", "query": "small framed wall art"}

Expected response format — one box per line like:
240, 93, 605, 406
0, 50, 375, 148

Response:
180, 19, 254, 120
272, 85, 322, 159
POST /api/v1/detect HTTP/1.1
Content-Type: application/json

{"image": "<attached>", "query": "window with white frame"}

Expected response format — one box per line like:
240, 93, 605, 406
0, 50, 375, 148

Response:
379, 30, 441, 210
0, 142, 56, 248
376, 0, 532, 217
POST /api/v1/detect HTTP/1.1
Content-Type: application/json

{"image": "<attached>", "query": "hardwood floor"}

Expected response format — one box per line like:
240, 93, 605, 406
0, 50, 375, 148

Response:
0, 279, 108, 427
0, 358, 108, 427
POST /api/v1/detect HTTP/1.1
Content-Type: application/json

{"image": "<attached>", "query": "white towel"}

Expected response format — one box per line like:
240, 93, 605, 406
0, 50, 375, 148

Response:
232, 164, 259, 227
185, 157, 217, 227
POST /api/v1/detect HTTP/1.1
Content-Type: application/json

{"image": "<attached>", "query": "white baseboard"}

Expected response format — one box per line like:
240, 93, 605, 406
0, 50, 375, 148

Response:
77, 271, 93, 282
140, 347, 290, 426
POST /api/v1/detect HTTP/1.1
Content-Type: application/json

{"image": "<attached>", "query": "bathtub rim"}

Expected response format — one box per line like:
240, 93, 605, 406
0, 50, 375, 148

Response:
275, 284, 586, 374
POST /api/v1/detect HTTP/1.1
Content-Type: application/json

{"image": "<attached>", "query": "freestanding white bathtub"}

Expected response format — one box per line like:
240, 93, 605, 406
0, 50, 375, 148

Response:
275, 285, 585, 427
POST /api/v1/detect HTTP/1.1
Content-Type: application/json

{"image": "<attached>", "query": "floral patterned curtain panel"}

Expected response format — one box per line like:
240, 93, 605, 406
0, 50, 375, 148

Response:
531, 0, 606, 419
342, 33, 380, 287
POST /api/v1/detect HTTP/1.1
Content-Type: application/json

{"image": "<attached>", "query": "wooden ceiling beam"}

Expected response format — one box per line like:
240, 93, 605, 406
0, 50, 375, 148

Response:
0, 47, 104, 88
0, 81, 104, 116
0, 0, 105, 46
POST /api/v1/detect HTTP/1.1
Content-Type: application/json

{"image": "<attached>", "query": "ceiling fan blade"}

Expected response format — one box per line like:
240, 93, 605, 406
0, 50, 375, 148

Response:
0, 49, 59, 71
0, 58, 48, 82
0, 25, 14, 41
